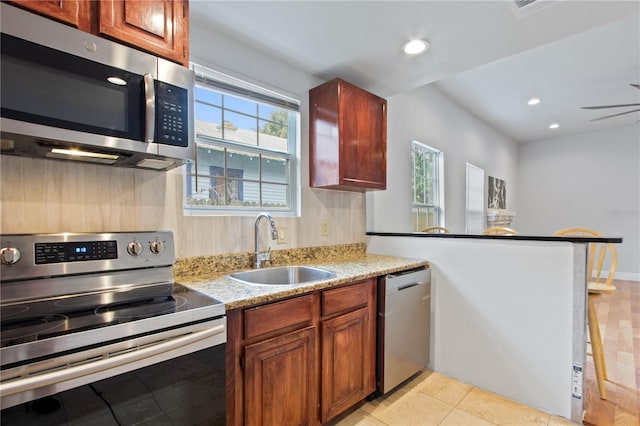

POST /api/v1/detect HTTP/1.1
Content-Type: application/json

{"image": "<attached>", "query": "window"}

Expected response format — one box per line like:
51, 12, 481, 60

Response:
412, 141, 443, 231
186, 64, 300, 214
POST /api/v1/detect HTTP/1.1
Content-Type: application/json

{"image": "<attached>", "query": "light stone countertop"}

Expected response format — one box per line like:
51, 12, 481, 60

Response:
177, 253, 429, 310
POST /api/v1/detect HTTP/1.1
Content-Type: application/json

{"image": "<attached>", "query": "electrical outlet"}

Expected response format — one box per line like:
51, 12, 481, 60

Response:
321, 220, 330, 236
277, 226, 287, 244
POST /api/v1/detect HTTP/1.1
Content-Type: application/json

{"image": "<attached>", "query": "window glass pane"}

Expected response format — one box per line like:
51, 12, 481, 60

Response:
226, 148, 259, 181
224, 95, 257, 116
258, 104, 278, 120
196, 87, 221, 106
243, 181, 260, 207
412, 207, 436, 230
196, 144, 224, 172
195, 104, 222, 139
262, 183, 288, 208
413, 149, 425, 204
223, 110, 258, 146
259, 119, 288, 151
424, 151, 435, 204
226, 178, 244, 206
261, 155, 288, 184
186, 174, 217, 206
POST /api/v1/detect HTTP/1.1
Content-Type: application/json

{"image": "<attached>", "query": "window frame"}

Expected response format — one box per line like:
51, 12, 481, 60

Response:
411, 140, 444, 230
184, 64, 300, 217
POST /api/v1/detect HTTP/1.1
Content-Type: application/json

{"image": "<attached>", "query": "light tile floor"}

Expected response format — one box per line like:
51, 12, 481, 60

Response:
334, 370, 578, 426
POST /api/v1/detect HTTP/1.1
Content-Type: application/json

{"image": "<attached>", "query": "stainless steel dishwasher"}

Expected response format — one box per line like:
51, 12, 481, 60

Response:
377, 267, 431, 394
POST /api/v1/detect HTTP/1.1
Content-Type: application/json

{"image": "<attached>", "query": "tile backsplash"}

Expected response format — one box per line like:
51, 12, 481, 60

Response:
0, 156, 366, 258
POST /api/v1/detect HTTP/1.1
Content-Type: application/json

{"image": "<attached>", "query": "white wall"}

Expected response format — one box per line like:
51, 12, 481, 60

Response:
366, 84, 519, 234
516, 124, 640, 279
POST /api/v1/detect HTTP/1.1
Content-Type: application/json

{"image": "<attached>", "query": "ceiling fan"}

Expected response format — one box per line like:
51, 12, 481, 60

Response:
581, 84, 640, 122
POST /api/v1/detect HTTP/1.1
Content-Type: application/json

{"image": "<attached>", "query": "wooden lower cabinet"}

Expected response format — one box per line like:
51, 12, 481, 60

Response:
321, 307, 375, 423
227, 278, 376, 425
244, 327, 317, 426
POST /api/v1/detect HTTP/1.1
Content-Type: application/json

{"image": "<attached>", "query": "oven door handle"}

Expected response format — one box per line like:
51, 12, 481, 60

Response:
0, 324, 225, 398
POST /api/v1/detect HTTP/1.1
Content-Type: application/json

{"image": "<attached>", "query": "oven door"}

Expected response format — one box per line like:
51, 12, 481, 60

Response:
1, 338, 226, 425
0, 316, 226, 423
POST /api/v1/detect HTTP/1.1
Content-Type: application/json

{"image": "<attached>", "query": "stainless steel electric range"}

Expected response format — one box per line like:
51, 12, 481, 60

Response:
0, 232, 226, 424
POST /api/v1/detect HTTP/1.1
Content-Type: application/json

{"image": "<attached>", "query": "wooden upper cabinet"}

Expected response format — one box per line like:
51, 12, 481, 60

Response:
6, 0, 92, 31
99, 0, 188, 65
309, 78, 387, 191
6, 0, 189, 66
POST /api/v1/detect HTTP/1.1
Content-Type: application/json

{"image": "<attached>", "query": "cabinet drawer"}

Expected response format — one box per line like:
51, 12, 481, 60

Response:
244, 294, 314, 341
322, 280, 371, 317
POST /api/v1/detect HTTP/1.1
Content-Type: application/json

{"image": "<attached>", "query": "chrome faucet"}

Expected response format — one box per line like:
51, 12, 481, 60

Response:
254, 212, 278, 269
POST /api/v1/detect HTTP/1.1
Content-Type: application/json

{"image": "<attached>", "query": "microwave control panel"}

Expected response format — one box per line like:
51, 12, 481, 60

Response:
156, 81, 188, 147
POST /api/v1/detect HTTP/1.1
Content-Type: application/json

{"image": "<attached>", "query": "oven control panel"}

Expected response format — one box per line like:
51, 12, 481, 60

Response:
35, 240, 118, 264
0, 231, 175, 281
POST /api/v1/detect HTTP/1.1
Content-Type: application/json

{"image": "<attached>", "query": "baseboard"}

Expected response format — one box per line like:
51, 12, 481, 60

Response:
614, 271, 640, 282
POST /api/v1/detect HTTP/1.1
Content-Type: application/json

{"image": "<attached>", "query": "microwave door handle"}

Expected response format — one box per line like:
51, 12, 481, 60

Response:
144, 73, 155, 143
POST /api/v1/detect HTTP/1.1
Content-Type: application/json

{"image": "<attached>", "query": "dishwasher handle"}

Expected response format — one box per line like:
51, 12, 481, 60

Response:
384, 268, 430, 295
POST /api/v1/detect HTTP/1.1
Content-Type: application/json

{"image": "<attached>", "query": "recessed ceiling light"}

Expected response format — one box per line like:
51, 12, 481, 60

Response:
549, 123, 560, 129
527, 98, 541, 105
403, 39, 430, 55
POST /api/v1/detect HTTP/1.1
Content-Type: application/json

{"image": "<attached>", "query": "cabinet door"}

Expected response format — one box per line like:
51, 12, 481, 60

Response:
321, 307, 376, 422
244, 326, 317, 426
98, 0, 188, 65
339, 83, 387, 190
6, 0, 91, 31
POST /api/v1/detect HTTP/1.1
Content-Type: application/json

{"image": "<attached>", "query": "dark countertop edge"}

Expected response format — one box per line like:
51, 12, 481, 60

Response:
366, 232, 623, 244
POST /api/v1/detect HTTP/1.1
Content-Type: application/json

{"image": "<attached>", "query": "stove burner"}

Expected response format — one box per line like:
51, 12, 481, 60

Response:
1, 314, 68, 346
0, 305, 30, 319
94, 296, 180, 320
53, 283, 174, 310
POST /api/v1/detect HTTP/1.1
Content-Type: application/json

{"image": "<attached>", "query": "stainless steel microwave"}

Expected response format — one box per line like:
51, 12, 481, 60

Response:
0, 3, 194, 170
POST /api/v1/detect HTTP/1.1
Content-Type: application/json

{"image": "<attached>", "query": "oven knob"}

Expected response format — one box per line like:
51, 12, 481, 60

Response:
0, 247, 22, 265
127, 241, 143, 256
149, 240, 165, 255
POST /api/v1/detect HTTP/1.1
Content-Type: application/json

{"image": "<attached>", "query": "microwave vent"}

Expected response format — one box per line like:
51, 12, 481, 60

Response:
136, 158, 176, 170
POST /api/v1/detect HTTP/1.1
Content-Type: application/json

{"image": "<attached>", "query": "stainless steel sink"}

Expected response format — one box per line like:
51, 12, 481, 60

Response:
228, 265, 335, 286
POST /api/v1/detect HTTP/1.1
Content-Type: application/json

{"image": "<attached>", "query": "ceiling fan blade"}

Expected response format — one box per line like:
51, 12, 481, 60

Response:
590, 108, 640, 121
582, 103, 640, 110
631, 84, 640, 90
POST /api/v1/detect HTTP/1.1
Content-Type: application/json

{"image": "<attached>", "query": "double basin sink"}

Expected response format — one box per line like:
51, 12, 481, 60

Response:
228, 265, 335, 286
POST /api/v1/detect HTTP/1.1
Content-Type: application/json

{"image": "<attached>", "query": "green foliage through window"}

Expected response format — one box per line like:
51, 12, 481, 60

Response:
412, 141, 443, 230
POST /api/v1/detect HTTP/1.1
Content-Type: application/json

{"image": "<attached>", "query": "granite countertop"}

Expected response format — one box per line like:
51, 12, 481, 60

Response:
177, 253, 428, 310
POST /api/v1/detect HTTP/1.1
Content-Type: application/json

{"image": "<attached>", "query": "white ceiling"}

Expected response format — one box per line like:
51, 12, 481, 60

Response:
190, 0, 640, 143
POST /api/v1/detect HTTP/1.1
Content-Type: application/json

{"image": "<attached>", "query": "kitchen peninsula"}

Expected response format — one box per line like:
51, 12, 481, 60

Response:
366, 231, 622, 424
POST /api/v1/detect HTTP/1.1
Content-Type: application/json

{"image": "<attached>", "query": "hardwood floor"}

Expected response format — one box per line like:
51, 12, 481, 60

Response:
583, 279, 640, 426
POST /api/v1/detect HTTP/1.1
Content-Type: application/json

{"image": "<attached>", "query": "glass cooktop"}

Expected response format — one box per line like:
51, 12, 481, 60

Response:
0, 283, 222, 349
